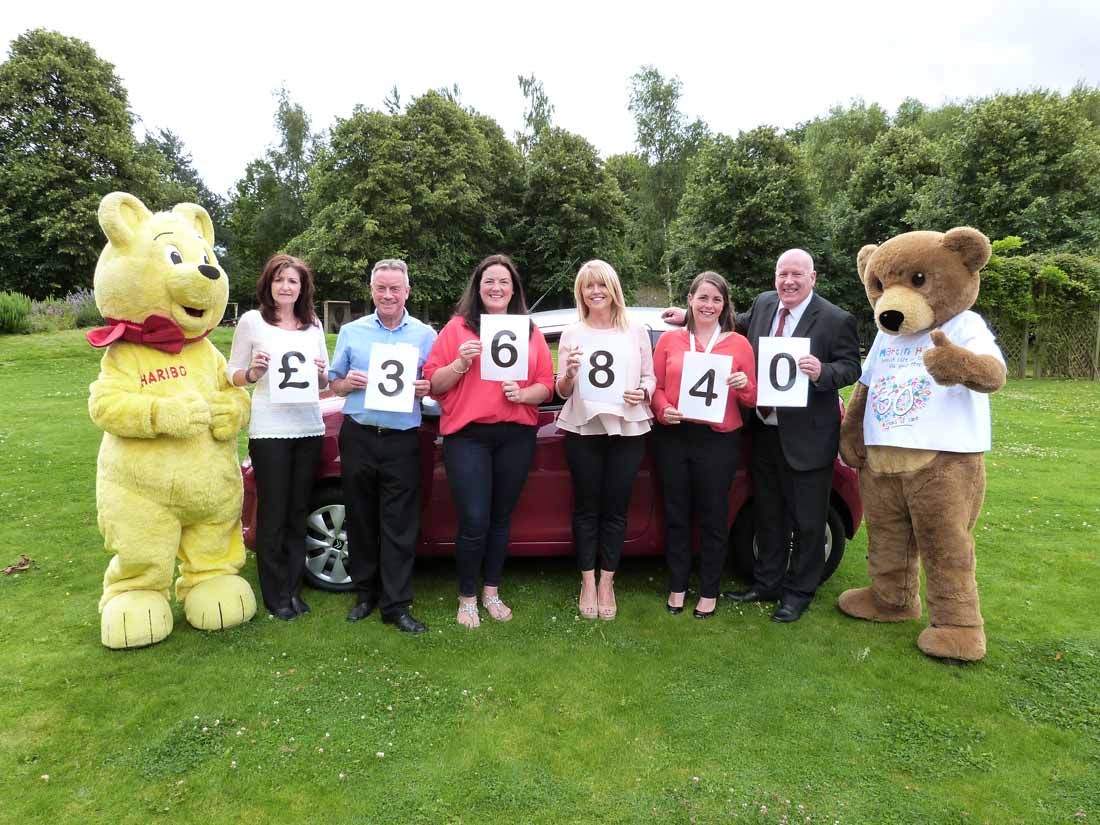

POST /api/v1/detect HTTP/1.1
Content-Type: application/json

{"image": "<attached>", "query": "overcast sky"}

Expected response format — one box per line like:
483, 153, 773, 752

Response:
4, 0, 1099, 195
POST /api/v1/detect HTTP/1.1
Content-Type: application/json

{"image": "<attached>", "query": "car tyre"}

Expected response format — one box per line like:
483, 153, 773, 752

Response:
728, 503, 846, 586
303, 483, 354, 592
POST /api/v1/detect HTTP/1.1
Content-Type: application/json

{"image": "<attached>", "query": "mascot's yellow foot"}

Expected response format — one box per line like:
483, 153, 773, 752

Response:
101, 590, 173, 649
838, 587, 922, 622
917, 625, 986, 663
183, 575, 256, 632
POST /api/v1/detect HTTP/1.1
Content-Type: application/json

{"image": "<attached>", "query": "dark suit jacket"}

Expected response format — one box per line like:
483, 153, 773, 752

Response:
737, 291, 861, 471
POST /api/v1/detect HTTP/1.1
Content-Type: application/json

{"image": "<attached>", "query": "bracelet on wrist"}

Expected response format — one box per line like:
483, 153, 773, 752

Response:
452, 359, 470, 375
246, 367, 256, 384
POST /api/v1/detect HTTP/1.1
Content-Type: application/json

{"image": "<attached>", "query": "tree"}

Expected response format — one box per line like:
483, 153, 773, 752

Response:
0, 29, 153, 298
222, 88, 317, 298
290, 91, 524, 311
910, 91, 1100, 251
669, 127, 815, 306
515, 73, 554, 156
519, 127, 632, 300
136, 128, 224, 223
628, 66, 709, 290
796, 99, 889, 205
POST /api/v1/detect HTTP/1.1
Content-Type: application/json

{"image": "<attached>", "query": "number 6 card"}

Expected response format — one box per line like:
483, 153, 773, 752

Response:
362, 342, 420, 413
576, 333, 628, 403
678, 351, 732, 424
480, 314, 529, 381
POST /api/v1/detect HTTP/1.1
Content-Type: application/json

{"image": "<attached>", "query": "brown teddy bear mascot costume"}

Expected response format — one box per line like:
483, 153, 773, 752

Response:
87, 192, 256, 649
838, 227, 1005, 663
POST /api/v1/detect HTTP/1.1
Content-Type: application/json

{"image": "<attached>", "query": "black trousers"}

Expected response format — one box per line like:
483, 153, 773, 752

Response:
750, 424, 834, 607
564, 431, 646, 572
248, 435, 323, 614
442, 422, 537, 597
653, 423, 741, 599
338, 420, 421, 617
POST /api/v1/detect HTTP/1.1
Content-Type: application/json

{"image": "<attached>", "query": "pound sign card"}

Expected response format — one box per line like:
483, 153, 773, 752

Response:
756, 336, 810, 408
480, 314, 529, 381
677, 351, 732, 424
267, 328, 318, 404
361, 343, 420, 413
576, 332, 629, 403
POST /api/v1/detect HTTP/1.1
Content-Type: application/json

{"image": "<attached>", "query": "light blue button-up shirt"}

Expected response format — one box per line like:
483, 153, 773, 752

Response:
328, 310, 438, 430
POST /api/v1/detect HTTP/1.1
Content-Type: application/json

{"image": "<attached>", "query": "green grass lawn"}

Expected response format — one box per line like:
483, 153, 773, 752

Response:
0, 328, 1097, 824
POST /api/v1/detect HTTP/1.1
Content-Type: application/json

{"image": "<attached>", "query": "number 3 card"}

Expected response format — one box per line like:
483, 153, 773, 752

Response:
678, 351, 732, 424
576, 333, 628, 403
267, 328, 319, 405
756, 336, 810, 408
361, 342, 420, 413
480, 314, 529, 381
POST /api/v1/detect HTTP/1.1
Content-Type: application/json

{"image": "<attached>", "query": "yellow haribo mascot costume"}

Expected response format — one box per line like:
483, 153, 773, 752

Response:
87, 192, 255, 649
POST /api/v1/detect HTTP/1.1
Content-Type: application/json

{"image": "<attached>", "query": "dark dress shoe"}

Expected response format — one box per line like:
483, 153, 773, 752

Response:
665, 601, 684, 615
383, 611, 427, 634
347, 598, 379, 622
271, 606, 297, 621
771, 602, 807, 623
723, 588, 781, 603
290, 595, 311, 615
693, 606, 717, 619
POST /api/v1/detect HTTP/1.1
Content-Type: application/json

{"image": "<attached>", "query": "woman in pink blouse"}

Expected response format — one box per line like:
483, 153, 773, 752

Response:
424, 255, 554, 628
651, 271, 757, 619
555, 260, 654, 620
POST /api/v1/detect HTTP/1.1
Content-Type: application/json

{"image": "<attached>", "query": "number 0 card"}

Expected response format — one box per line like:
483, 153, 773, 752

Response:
756, 336, 810, 408
362, 343, 420, 413
480, 314, 529, 381
677, 351, 732, 424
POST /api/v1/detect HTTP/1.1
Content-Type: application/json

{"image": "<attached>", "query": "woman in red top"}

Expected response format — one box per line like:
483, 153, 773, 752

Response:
424, 255, 554, 628
651, 271, 757, 618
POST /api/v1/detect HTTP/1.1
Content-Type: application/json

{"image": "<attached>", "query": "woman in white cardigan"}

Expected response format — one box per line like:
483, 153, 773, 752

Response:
555, 260, 655, 620
227, 255, 329, 620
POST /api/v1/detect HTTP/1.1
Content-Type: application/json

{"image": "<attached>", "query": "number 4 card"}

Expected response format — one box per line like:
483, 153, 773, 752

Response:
480, 314, 529, 381
756, 336, 810, 408
677, 351, 732, 424
362, 343, 420, 413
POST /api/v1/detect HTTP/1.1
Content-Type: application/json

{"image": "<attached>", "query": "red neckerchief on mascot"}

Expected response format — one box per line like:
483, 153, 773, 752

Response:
86, 315, 211, 354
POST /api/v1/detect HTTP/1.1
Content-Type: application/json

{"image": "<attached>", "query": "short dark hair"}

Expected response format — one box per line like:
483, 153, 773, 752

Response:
256, 254, 318, 329
686, 271, 736, 334
454, 254, 532, 335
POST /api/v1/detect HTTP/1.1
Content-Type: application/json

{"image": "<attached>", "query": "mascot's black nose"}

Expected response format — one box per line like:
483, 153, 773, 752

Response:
198, 265, 220, 280
879, 310, 903, 332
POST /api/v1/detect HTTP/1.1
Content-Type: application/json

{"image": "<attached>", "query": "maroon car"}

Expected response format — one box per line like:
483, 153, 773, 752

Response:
241, 308, 863, 591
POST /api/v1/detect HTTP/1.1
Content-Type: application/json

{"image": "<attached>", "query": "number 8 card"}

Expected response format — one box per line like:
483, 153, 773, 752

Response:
677, 351, 732, 424
576, 332, 628, 403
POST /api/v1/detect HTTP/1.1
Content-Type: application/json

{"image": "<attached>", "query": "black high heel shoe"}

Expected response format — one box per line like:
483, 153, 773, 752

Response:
666, 592, 685, 614
693, 606, 717, 619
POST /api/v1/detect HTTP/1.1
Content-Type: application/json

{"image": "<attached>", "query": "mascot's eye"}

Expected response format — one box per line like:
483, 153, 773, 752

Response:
912, 272, 926, 287
871, 276, 883, 292
165, 245, 184, 266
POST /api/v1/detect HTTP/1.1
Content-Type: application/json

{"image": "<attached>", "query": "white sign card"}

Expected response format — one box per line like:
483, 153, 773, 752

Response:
479, 314, 529, 381
575, 332, 629, 403
677, 351, 733, 424
756, 336, 811, 408
359, 343, 420, 413
267, 328, 318, 405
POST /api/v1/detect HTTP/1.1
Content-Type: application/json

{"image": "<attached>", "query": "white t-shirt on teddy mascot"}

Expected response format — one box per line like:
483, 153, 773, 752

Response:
860, 310, 1004, 453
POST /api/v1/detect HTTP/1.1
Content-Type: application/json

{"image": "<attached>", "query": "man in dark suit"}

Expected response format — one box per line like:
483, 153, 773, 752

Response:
724, 249, 861, 622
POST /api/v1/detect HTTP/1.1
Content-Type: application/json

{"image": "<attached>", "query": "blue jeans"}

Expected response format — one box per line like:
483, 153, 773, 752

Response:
443, 422, 537, 597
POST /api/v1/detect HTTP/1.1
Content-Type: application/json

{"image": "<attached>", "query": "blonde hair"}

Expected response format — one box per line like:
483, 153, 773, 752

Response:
574, 260, 627, 330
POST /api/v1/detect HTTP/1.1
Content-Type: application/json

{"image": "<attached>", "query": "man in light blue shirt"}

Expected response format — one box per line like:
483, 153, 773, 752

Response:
328, 259, 437, 633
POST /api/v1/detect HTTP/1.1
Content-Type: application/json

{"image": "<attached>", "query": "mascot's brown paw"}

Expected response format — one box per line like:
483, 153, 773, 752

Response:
184, 575, 256, 631
917, 625, 986, 663
101, 590, 173, 649
838, 587, 922, 622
